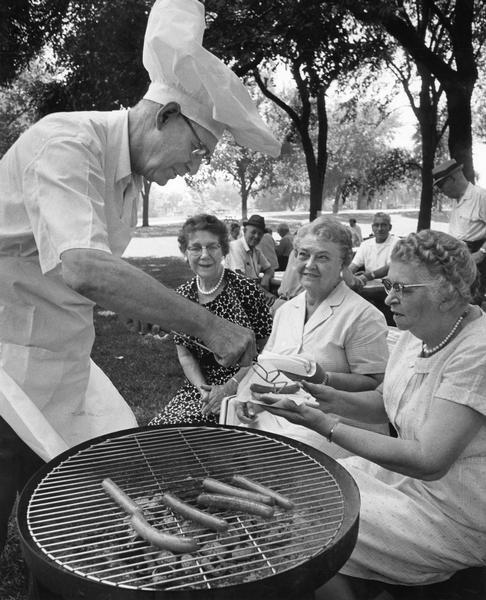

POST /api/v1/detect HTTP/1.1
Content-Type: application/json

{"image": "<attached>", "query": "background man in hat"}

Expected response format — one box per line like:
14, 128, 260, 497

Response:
0, 0, 280, 555
433, 158, 486, 302
225, 214, 275, 291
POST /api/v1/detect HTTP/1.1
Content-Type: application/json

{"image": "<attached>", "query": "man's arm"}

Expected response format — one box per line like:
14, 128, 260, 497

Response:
61, 248, 256, 367
359, 264, 389, 283
260, 265, 274, 290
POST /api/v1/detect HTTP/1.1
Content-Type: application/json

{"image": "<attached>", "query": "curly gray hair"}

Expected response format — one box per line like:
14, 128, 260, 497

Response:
294, 216, 354, 266
391, 230, 477, 303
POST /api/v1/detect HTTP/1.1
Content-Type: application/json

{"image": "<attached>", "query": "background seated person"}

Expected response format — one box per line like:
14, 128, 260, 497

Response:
348, 212, 399, 325
257, 226, 279, 271
256, 230, 486, 599
348, 217, 362, 247
226, 219, 241, 241
276, 222, 294, 270
229, 216, 389, 456
349, 211, 398, 288
150, 214, 272, 426
225, 214, 275, 295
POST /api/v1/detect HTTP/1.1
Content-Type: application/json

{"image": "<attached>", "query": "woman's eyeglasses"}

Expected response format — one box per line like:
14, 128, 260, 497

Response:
381, 278, 428, 296
187, 243, 222, 257
181, 114, 211, 164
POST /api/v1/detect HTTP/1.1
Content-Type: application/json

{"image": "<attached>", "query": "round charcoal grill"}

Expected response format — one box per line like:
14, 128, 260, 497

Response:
18, 425, 359, 600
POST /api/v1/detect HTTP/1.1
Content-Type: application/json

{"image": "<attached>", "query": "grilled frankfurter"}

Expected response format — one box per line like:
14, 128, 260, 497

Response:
101, 478, 143, 515
231, 475, 295, 510
197, 493, 275, 519
201, 477, 273, 505
161, 492, 229, 532
130, 512, 198, 553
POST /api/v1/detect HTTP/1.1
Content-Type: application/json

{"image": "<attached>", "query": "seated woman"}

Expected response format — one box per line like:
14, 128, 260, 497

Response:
256, 230, 486, 597
233, 216, 389, 455
150, 214, 272, 426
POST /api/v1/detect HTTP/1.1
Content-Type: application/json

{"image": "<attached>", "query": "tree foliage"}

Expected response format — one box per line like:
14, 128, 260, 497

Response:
188, 132, 277, 220
0, 55, 62, 157
46, 0, 151, 111
0, 0, 69, 84
326, 91, 418, 209
333, 0, 486, 185
203, 0, 390, 220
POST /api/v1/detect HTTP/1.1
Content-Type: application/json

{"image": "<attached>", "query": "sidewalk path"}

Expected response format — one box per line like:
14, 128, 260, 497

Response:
123, 213, 449, 259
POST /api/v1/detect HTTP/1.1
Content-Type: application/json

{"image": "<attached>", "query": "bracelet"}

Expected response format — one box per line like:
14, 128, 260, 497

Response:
230, 376, 239, 387
480, 247, 486, 255
327, 420, 340, 443
321, 372, 330, 386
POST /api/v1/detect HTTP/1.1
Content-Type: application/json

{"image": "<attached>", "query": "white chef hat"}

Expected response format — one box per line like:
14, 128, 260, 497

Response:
142, 0, 281, 157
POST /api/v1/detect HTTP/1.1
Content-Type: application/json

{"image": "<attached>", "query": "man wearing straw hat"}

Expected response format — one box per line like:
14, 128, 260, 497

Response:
0, 0, 280, 556
432, 158, 486, 303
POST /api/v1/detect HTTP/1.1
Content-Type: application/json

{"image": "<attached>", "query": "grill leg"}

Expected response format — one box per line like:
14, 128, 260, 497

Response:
28, 575, 65, 600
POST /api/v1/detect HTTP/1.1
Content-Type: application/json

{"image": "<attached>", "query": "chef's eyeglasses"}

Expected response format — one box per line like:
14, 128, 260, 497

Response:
181, 114, 211, 164
187, 243, 222, 257
381, 278, 428, 296
252, 363, 296, 393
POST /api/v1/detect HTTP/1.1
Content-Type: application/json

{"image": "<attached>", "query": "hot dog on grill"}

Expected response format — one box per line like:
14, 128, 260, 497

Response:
161, 492, 229, 532
130, 512, 198, 553
201, 477, 273, 505
231, 475, 295, 510
197, 493, 275, 519
101, 478, 143, 515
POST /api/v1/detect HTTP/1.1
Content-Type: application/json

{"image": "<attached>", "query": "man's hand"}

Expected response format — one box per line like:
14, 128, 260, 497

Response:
204, 321, 256, 368
347, 274, 365, 291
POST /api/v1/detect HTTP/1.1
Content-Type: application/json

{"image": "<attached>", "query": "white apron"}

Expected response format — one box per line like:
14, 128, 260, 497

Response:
0, 255, 137, 462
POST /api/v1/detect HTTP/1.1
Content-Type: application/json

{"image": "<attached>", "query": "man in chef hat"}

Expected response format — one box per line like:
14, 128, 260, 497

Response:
0, 0, 280, 557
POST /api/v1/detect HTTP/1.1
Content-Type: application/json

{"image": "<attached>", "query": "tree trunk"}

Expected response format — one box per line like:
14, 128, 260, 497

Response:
240, 183, 249, 220
141, 178, 152, 227
416, 70, 438, 232
445, 83, 475, 183
332, 184, 342, 214
357, 188, 368, 210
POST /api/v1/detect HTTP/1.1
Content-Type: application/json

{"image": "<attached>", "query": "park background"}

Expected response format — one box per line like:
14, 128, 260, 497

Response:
2, 2, 486, 599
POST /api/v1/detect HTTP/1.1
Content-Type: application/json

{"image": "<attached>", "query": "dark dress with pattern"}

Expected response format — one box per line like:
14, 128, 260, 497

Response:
149, 269, 272, 426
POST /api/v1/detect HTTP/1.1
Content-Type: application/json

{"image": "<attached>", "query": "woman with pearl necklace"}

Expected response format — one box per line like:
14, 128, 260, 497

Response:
150, 214, 272, 426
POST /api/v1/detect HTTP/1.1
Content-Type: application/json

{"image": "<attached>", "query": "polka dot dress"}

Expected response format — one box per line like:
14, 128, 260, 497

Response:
149, 269, 272, 426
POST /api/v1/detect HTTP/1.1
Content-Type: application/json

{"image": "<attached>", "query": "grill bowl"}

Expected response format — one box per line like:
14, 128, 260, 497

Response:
18, 424, 359, 600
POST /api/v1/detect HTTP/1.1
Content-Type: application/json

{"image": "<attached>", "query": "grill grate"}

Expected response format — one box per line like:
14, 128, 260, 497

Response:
26, 427, 345, 591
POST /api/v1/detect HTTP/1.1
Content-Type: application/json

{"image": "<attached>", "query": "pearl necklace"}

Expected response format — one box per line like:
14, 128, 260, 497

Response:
421, 309, 468, 358
196, 268, 225, 295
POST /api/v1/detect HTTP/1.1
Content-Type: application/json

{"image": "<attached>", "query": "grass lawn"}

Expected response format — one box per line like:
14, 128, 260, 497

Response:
1, 256, 192, 600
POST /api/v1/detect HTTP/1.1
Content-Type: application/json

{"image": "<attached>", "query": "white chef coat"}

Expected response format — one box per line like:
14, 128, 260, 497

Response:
0, 109, 140, 460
